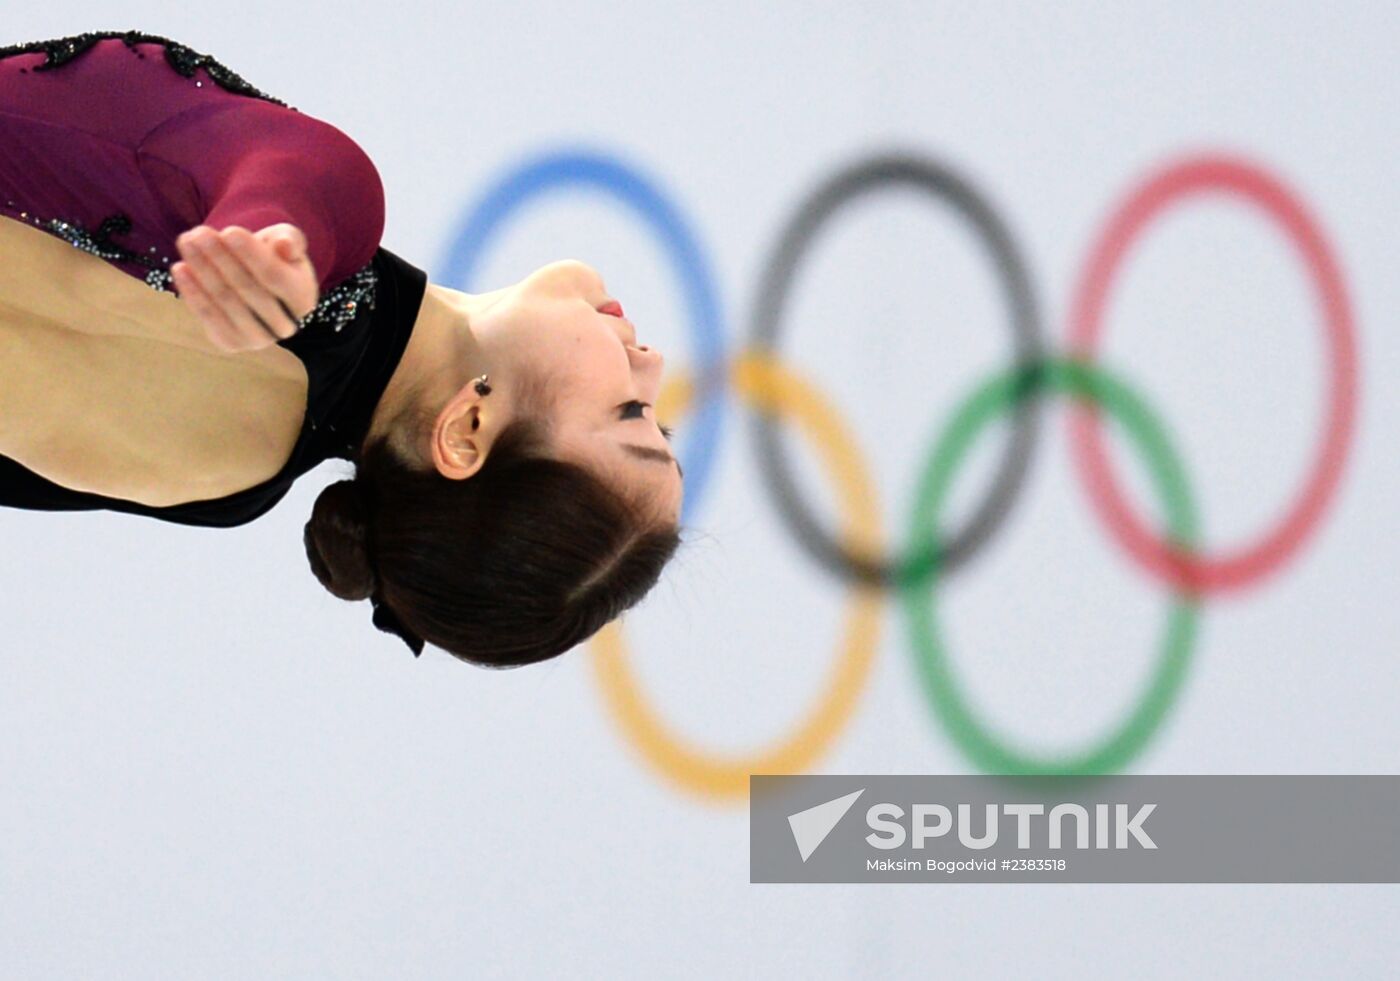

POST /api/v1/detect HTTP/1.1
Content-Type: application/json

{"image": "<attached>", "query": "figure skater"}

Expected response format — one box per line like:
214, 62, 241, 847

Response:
0, 30, 684, 666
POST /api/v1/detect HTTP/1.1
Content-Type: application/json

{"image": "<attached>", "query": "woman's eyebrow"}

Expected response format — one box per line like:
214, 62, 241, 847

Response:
621, 442, 684, 479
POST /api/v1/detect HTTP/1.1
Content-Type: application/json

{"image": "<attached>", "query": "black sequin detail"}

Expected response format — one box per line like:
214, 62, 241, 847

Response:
29, 209, 174, 285
0, 29, 295, 110
305, 262, 379, 334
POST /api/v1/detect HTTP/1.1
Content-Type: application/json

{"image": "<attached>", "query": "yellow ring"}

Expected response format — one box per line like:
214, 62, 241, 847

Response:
590, 351, 885, 801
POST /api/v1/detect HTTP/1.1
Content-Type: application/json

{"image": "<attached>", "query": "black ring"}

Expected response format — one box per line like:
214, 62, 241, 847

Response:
745, 150, 1046, 587
249, 307, 279, 341
275, 297, 304, 332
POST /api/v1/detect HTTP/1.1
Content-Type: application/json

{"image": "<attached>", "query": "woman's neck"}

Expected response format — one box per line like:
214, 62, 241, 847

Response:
362, 281, 488, 460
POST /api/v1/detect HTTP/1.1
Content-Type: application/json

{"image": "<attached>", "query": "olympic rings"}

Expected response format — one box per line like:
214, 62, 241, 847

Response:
591, 352, 885, 800
1067, 154, 1359, 594
438, 145, 1359, 799
747, 153, 1046, 587
901, 359, 1200, 775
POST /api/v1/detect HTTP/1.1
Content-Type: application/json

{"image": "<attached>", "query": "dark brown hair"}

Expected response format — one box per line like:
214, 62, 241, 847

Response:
302, 378, 683, 667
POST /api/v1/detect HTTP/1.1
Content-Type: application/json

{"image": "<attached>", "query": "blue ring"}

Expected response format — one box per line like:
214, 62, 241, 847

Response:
436, 147, 729, 523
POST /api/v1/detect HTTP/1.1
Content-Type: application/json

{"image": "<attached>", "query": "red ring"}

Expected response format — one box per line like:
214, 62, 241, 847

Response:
1067, 154, 1358, 595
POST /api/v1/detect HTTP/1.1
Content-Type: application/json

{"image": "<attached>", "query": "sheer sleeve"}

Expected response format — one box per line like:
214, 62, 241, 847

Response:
135, 99, 386, 294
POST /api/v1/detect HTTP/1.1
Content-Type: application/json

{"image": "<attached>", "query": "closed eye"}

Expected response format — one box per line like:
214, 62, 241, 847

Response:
620, 400, 674, 441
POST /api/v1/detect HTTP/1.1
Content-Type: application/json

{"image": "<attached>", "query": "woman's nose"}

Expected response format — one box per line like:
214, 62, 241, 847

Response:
633, 343, 663, 369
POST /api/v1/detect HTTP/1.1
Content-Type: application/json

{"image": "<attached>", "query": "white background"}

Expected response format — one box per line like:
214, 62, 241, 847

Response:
3, 2, 1398, 977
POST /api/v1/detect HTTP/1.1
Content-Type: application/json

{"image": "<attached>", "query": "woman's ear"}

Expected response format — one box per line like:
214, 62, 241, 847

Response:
431, 394, 495, 480
433, 425, 486, 480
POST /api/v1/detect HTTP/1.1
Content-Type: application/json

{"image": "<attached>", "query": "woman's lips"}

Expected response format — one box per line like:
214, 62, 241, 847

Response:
598, 299, 625, 317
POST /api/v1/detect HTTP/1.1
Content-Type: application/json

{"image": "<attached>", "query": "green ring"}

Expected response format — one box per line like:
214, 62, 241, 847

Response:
899, 358, 1201, 774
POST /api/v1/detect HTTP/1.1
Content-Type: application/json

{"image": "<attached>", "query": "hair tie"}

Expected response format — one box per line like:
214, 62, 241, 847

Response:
370, 590, 425, 657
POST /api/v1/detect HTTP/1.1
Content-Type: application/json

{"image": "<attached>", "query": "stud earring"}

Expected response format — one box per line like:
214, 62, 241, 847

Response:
473, 374, 491, 396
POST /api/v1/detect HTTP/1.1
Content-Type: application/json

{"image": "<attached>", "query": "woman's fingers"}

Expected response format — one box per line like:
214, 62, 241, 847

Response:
227, 225, 319, 320
173, 224, 320, 352
169, 259, 244, 351
176, 227, 298, 342
251, 224, 319, 314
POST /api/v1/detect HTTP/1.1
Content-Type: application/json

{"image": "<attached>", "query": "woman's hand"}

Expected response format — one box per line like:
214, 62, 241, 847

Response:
170, 223, 320, 353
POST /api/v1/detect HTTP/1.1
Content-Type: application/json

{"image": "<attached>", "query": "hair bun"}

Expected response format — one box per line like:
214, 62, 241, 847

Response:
304, 478, 378, 601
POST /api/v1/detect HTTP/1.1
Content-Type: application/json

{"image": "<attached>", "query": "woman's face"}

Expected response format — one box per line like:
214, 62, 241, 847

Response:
474, 259, 683, 523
